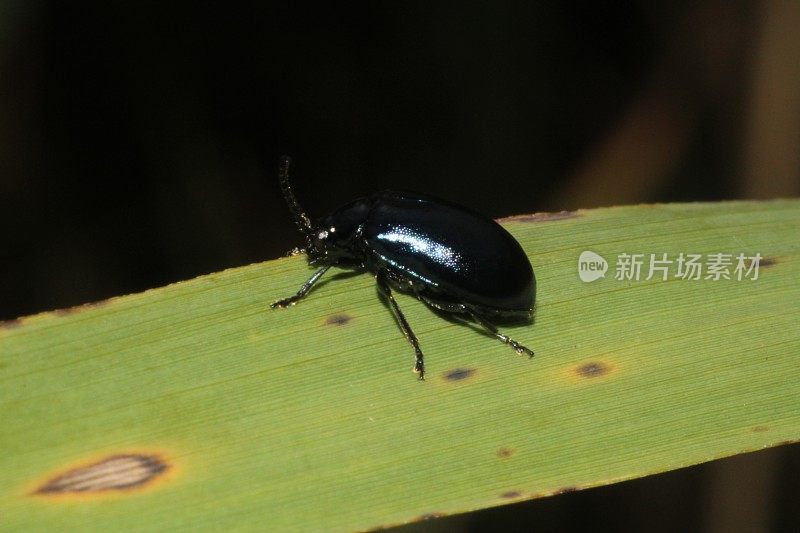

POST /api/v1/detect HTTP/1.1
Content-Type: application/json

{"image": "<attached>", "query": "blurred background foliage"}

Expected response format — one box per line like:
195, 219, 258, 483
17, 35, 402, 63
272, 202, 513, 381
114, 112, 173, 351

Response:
1, 1, 798, 531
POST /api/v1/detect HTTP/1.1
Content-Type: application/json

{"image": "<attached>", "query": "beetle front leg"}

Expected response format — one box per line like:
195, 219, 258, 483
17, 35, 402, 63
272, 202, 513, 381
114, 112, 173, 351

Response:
271, 266, 331, 308
469, 311, 534, 357
376, 270, 425, 380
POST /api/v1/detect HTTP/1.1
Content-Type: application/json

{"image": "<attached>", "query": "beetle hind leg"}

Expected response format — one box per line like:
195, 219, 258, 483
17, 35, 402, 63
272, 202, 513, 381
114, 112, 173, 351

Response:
418, 296, 534, 358
376, 270, 426, 380
468, 311, 535, 358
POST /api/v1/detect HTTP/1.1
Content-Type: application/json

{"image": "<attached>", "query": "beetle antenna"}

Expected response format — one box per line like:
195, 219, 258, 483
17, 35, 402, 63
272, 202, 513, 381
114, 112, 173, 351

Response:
278, 156, 313, 235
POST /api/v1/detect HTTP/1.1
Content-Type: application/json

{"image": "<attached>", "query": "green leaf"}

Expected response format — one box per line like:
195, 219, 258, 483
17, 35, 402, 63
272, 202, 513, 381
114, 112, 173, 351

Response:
1, 199, 798, 531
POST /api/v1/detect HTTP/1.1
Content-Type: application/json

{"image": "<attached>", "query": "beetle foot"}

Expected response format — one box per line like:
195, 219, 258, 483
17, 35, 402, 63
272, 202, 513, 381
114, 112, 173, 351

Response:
270, 298, 296, 309
414, 361, 425, 381
509, 340, 535, 358
284, 247, 306, 257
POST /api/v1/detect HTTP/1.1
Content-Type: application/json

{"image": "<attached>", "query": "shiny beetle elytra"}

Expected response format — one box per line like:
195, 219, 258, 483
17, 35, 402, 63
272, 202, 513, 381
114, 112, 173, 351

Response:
271, 156, 535, 380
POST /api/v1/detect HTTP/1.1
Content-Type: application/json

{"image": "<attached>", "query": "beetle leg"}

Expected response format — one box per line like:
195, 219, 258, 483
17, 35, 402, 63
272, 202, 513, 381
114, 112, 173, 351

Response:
468, 311, 534, 358
376, 270, 426, 380
283, 246, 306, 257
271, 266, 331, 308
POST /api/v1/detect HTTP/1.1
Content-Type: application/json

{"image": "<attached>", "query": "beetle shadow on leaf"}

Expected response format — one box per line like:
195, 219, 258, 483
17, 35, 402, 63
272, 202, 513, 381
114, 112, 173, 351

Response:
428, 305, 536, 331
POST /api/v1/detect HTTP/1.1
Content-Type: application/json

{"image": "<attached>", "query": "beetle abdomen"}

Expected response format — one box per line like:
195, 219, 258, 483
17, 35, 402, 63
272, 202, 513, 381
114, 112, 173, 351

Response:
363, 191, 535, 312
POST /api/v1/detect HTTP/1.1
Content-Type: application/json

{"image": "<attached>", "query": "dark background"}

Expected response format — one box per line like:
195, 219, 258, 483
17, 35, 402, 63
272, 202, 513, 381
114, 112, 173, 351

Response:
1, 1, 798, 531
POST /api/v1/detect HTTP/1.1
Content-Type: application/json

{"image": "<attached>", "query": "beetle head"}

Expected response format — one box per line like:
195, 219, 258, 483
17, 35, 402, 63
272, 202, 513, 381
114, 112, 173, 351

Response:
308, 199, 371, 266
278, 156, 370, 267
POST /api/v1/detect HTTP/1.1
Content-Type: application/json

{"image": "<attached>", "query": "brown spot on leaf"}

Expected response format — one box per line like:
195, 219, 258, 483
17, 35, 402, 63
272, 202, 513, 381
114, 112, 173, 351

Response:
752, 425, 770, 433
444, 368, 476, 381
499, 210, 580, 223
496, 447, 515, 458
35, 454, 169, 495
53, 300, 109, 317
53, 307, 78, 317
325, 313, 352, 326
416, 512, 447, 521
555, 486, 578, 495
576, 361, 611, 378
501, 490, 522, 499
0, 318, 23, 329
3, 300, 109, 329
760, 257, 776, 268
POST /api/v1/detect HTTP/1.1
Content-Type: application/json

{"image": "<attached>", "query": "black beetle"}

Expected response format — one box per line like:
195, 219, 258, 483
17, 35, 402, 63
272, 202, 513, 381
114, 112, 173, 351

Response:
271, 156, 535, 380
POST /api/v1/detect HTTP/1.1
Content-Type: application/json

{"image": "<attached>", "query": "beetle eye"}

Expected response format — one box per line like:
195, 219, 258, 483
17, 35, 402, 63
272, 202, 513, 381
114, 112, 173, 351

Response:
317, 230, 329, 240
